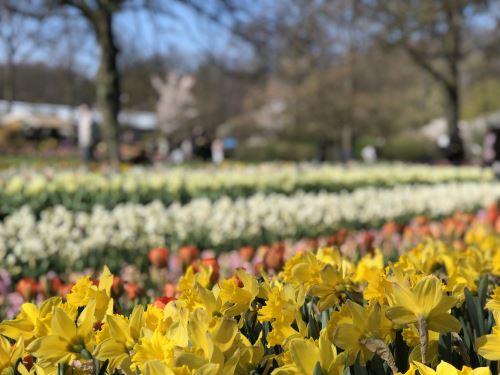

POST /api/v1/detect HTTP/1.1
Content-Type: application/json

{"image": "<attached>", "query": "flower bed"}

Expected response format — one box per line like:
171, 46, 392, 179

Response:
0, 209, 499, 374
0, 163, 491, 216
2, 182, 500, 277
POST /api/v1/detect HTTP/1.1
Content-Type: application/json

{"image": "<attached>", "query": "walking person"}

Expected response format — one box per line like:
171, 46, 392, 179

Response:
78, 104, 94, 166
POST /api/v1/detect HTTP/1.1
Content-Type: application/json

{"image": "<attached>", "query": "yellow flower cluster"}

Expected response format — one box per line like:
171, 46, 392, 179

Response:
1, 223, 500, 374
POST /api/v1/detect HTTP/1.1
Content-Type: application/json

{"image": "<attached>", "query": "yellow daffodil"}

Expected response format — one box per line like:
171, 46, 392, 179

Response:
485, 286, 500, 312
0, 297, 61, 344
218, 269, 259, 316
258, 283, 302, 346
66, 266, 113, 322
93, 305, 145, 372
386, 275, 460, 363
353, 249, 384, 283
334, 301, 394, 368
476, 312, 500, 361
385, 275, 460, 332
131, 330, 175, 371
27, 300, 96, 366
273, 329, 345, 375
0, 336, 29, 375
309, 264, 346, 311
412, 361, 491, 375
363, 268, 392, 305
316, 247, 354, 276
402, 326, 440, 367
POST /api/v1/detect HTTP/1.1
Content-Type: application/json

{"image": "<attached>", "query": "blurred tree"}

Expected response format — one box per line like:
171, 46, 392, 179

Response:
151, 72, 197, 140
0, 3, 41, 111
0, 63, 94, 105
120, 53, 173, 111
367, 0, 492, 163
6, 0, 263, 163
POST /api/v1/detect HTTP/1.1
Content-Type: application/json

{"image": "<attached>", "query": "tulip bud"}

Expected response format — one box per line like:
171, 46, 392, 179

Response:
124, 283, 143, 300
179, 245, 199, 267
239, 246, 255, 262
16, 278, 38, 300
163, 282, 177, 298
59, 283, 74, 299
263, 245, 284, 272
38, 275, 62, 297
148, 247, 170, 268
111, 276, 123, 298
201, 257, 220, 284
487, 202, 499, 224
154, 296, 176, 310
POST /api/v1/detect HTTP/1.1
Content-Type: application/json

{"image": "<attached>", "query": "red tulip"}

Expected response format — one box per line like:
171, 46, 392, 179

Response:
154, 296, 176, 310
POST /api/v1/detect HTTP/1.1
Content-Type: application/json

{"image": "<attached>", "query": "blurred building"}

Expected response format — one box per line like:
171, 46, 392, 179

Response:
0, 100, 158, 135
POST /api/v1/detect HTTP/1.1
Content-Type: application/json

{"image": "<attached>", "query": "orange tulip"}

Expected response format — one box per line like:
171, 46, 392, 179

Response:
163, 282, 177, 298
111, 276, 123, 298
239, 246, 255, 261
16, 278, 38, 300
124, 282, 143, 300
59, 283, 74, 299
263, 244, 284, 272
148, 247, 170, 268
38, 275, 62, 296
200, 257, 220, 284
179, 245, 199, 266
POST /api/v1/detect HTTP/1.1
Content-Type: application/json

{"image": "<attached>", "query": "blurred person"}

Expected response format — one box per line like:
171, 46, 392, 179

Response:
191, 126, 211, 160
361, 144, 377, 164
483, 124, 500, 178
482, 128, 496, 166
78, 104, 94, 165
181, 138, 193, 161
211, 138, 224, 164
170, 147, 184, 164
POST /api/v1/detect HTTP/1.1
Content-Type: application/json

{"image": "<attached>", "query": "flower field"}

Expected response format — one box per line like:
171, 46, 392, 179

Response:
1, 206, 500, 374
1, 164, 500, 374
3, 182, 500, 277
0, 164, 491, 216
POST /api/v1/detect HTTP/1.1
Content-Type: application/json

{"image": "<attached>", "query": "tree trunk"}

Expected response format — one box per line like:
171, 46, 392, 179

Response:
3, 54, 15, 112
445, 84, 464, 164
95, 9, 120, 164
444, 1, 465, 164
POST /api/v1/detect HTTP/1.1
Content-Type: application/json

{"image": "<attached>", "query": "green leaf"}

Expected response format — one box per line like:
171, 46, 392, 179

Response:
477, 274, 489, 309
313, 361, 324, 375
97, 359, 109, 375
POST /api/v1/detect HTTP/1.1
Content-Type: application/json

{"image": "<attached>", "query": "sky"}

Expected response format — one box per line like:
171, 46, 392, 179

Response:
1, 1, 498, 78
0, 1, 237, 77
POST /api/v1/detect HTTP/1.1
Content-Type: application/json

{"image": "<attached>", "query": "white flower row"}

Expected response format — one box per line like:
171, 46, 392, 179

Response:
0, 163, 492, 215
1, 181, 499, 275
